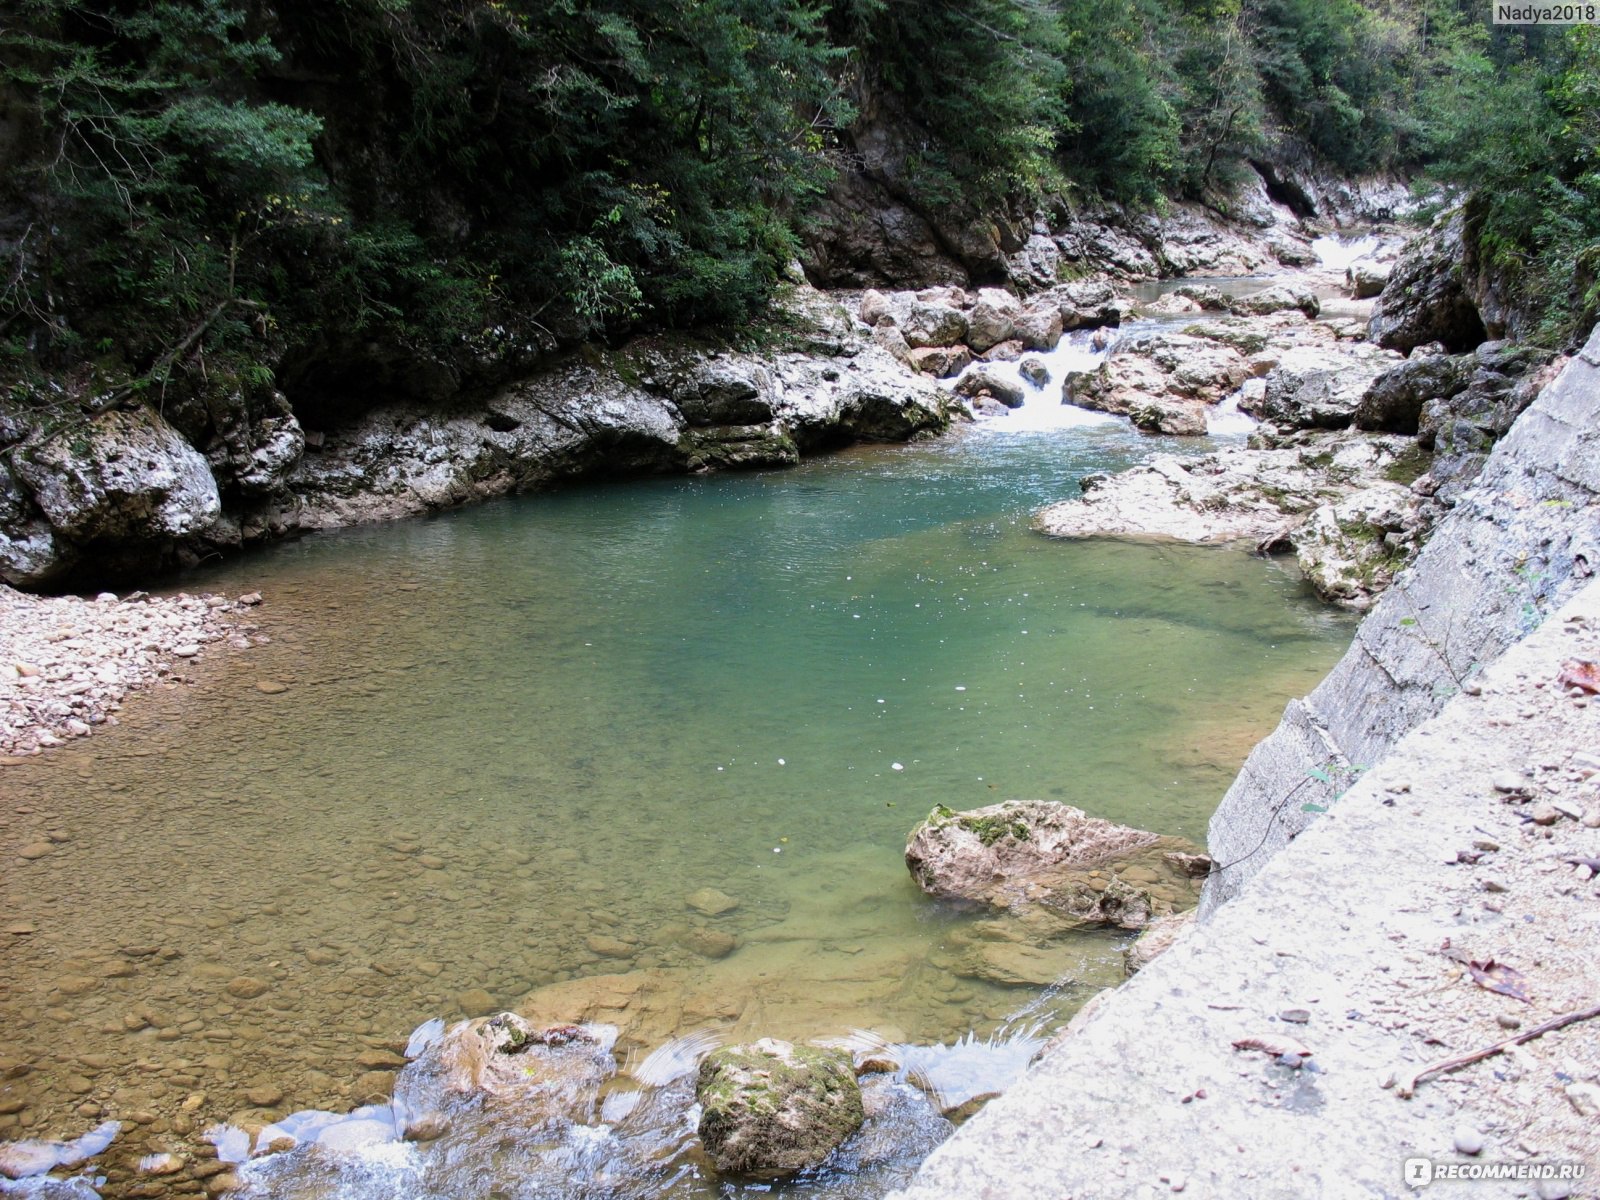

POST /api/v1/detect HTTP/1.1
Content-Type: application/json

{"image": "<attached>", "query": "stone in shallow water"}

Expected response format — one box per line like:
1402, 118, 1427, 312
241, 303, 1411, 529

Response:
679, 927, 738, 960
254, 680, 289, 695
586, 934, 636, 959
696, 1039, 864, 1176
457, 988, 497, 1017
225, 976, 270, 1000
685, 887, 739, 917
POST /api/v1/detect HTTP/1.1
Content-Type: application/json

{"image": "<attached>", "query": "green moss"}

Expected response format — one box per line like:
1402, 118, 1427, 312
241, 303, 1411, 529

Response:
959, 813, 1030, 846
1381, 445, 1432, 486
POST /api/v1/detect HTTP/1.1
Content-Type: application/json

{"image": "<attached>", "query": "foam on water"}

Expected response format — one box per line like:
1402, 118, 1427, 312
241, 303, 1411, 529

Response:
960, 328, 1121, 434
1311, 233, 1380, 272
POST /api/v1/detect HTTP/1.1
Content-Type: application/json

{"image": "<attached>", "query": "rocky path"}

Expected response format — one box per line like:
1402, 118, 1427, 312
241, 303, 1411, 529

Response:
892, 576, 1600, 1200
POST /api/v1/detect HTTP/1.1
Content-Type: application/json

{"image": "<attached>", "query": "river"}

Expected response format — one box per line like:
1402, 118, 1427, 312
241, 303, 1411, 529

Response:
0, 294, 1360, 1199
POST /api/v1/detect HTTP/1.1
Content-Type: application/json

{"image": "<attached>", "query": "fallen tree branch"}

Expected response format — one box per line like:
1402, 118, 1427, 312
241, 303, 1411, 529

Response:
1397, 999, 1600, 1098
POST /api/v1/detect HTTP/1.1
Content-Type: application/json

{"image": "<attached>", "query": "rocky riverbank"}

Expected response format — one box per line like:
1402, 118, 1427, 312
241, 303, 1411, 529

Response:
0, 586, 260, 757
1032, 299, 1561, 608
0, 159, 1409, 596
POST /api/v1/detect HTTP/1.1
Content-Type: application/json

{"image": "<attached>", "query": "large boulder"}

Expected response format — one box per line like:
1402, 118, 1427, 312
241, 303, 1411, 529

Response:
1231, 284, 1320, 319
1352, 354, 1472, 434
1248, 343, 1397, 431
900, 301, 969, 350
965, 289, 1020, 353
1368, 208, 1486, 353
905, 800, 1209, 930
835, 379, 952, 442
0, 461, 73, 587
10, 406, 220, 545
954, 369, 1025, 410
696, 1039, 864, 1175
392, 1013, 618, 1136
1012, 303, 1064, 352
1291, 483, 1424, 607
1066, 331, 1248, 434
907, 346, 972, 379
1005, 233, 1062, 290
1347, 257, 1392, 299
1055, 279, 1127, 329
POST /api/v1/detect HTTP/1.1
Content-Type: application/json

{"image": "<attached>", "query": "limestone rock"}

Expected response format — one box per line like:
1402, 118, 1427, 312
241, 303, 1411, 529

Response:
908, 346, 972, 378
1013, 304, 1064, 352
696, 1039, 864, 1175
859, 289, 891, 327
1066, 330, 1248, 433
393, 1013, 616, 1135
900, 302, 969, 350
905, 800, 1208, 930
11, 407, 220, 546
672, 361, 777, 426
1346, 257, 1391, 300
1034, 430, 1419, 559
1054, 279, 1126, 329
1369, 209, 1486, 353
835, 380, 953, 442
1231, 284, 1320, 319
1005, 233, 1062, 290
1292, 483, 1424, 607
1125, 909, 1197, 975
954, 369, 1025, 410
965, 290, 1020, 353
1353, 354, 1471, 435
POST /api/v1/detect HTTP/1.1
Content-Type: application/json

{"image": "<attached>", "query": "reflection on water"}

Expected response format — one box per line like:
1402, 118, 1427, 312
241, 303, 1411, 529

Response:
0, 424, 1355, 1196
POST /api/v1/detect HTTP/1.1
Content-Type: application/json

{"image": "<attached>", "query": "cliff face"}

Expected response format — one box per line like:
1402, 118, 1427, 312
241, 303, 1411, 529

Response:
1202, 322, 1600, 913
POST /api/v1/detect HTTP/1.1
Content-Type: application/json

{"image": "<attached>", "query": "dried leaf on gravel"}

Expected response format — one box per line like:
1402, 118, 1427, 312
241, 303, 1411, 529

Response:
1467, 960, 1532, 1003
1232, 1034, 1312, 1058
1558, 659, 1600, 693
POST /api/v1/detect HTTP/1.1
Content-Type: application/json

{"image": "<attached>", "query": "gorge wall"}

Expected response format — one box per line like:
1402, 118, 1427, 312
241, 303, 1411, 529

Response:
1202, 322, 1600, 912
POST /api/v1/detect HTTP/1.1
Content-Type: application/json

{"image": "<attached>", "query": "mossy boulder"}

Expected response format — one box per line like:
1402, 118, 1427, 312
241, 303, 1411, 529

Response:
696, 1039, 864, 1176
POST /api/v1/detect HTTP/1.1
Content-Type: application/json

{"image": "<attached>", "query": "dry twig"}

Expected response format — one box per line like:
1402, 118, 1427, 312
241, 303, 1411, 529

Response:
1397, 1000, 1600, 1098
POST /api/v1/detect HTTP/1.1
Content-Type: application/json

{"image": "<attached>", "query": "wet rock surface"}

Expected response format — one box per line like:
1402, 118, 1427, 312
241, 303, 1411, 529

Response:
696, 1039, 865, 1176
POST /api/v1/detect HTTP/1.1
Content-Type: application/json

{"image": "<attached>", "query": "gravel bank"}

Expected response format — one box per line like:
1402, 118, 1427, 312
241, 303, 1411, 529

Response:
0, 585, 260, 756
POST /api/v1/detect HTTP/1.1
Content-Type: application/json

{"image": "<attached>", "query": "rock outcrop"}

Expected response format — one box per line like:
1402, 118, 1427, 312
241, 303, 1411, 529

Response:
1202, 322, 1600, 913
1065, 329, 1250, 435
1035, 429, 1427, 608
394, 1013, 618, 1135
1368, 208, 1488, 353
696, 1039, 864, 1175
4, 407, 221, 587
0, 287, 958, 590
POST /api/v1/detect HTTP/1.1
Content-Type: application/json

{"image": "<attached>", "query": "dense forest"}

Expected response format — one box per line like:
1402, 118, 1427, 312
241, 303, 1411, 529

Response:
1, 0, 1596, 412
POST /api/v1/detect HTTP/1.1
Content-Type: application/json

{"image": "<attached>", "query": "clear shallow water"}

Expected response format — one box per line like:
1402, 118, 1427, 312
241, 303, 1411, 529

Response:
0, 421, 1355, 1195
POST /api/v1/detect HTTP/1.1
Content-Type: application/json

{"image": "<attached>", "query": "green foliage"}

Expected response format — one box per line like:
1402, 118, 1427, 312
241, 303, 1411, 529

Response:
829, 0, 1069, 208
2, 0, 1592, 411
1419, 24, 1600, 345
